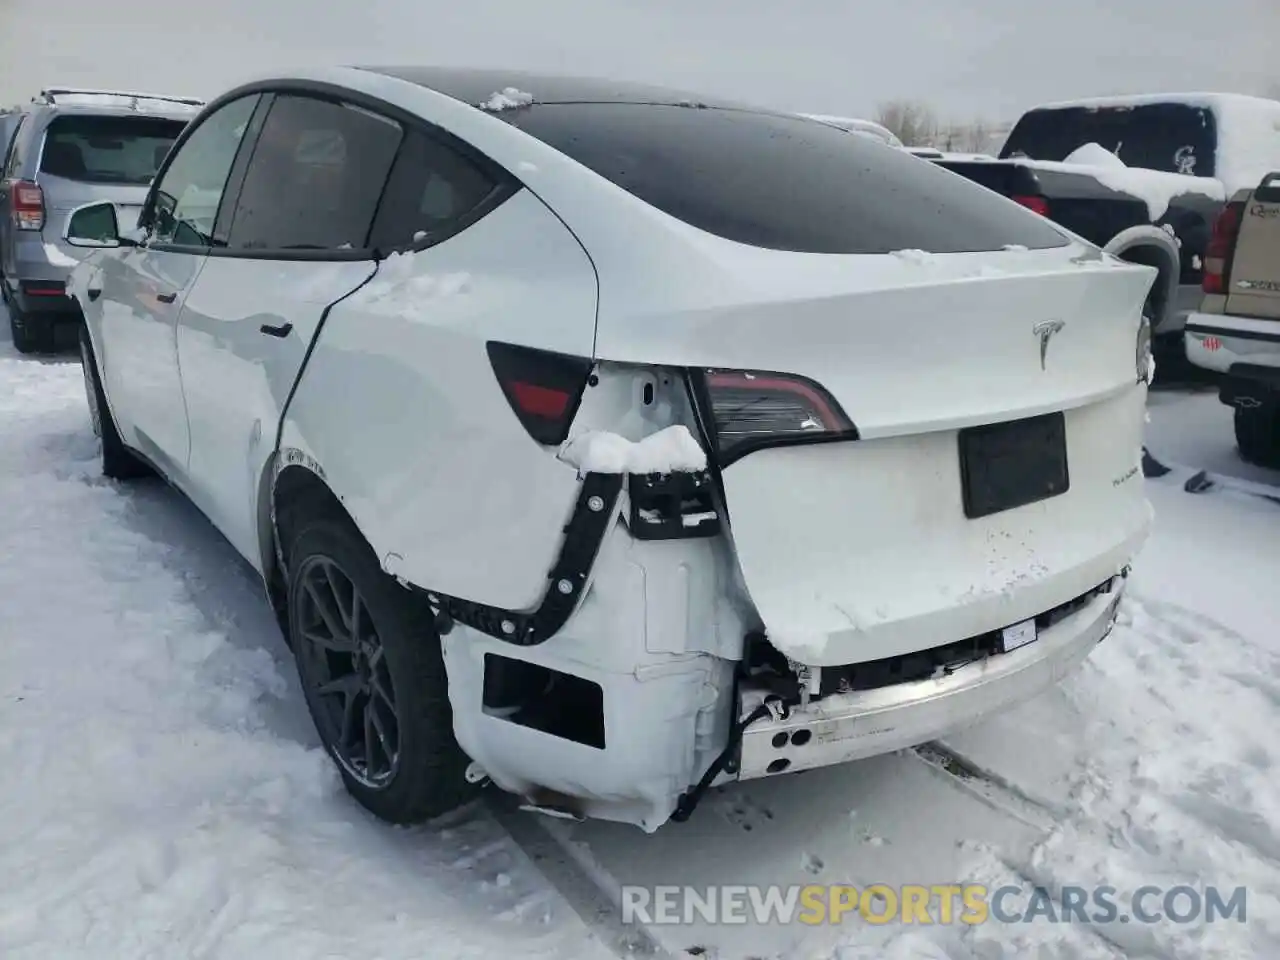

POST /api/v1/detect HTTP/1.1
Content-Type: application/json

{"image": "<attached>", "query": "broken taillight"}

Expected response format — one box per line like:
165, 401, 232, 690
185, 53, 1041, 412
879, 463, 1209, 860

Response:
696, 368, 858, 466
1203, 200, 1245, 295
10, 180, 45, 231
487, 341, 593, 445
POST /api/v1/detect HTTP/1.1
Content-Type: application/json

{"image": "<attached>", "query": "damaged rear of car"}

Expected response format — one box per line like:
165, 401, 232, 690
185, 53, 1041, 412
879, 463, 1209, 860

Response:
260, 70, 1158, 832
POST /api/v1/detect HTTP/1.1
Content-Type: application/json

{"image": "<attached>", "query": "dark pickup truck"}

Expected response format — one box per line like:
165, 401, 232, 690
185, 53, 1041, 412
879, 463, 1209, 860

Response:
930, 95, 1280, 365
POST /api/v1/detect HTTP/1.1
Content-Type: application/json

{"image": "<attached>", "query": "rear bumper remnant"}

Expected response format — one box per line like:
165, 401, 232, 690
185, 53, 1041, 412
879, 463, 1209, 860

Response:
737, 577, 1125, 780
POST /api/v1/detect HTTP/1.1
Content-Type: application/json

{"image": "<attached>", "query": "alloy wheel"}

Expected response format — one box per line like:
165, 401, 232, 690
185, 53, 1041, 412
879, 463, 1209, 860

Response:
295, 556, 401, 788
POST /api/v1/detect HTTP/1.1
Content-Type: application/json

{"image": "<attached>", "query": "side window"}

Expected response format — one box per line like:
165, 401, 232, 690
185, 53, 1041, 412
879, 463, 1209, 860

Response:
368, 128, 504, 252
225, 95, 403, 252
150, 95, 260, 247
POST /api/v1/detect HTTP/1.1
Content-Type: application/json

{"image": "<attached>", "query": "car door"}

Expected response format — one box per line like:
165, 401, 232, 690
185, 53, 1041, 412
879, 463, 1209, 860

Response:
92, 94, 262, 479
175, 92, 398, 566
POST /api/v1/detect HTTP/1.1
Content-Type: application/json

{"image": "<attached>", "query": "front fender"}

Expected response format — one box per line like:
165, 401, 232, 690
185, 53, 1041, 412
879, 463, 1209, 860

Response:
1103, 226, 1181, 327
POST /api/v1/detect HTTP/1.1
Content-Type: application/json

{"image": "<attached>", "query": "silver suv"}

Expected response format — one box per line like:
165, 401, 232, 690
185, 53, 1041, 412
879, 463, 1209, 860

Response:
1, 88, 201, 353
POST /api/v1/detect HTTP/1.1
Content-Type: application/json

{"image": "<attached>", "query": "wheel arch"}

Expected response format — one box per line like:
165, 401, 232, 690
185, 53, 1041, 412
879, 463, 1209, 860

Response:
1103, 227, 1181, 326
259, 459, 366, 633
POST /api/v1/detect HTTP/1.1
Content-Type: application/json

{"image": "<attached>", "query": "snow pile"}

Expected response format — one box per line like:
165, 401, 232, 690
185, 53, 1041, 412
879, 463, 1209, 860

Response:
559, 425, 706, 474
1028, 92, 1280, 193
1063, 141, 1126, 168
0, 340, 607, 959
1207, 94, 1280, 192
477, 87, 535, 112
1017, 146, 1226, 220
889, 248, 936, 265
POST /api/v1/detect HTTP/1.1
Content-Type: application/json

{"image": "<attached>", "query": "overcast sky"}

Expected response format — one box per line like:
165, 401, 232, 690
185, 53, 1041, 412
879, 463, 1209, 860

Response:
2, 0, 1277, 123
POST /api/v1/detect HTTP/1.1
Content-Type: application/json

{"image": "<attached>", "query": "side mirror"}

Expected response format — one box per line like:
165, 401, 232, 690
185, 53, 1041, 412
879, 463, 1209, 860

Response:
63, 201, 134, 249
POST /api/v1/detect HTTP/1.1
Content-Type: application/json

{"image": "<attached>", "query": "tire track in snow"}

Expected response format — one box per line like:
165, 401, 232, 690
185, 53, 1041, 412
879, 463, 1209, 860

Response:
486, 795, 675, 959
911, 742, 1062, 833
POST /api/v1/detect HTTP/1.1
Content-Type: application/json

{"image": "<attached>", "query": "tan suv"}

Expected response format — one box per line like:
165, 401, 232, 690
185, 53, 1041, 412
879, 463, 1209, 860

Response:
1185, 172, 1280, 467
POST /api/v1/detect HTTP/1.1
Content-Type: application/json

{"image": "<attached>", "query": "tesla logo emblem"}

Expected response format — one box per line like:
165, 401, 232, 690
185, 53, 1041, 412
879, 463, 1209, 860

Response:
1034, 319, 1065, 369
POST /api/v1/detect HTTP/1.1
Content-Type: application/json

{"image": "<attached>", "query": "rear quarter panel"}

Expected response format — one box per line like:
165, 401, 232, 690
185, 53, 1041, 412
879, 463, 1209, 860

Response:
278, 187, 599, 610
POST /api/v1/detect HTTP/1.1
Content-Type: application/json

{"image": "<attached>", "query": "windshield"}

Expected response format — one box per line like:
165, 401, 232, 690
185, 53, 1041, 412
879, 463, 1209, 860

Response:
40, 114, 187, 185
1000, 103, 1217, 178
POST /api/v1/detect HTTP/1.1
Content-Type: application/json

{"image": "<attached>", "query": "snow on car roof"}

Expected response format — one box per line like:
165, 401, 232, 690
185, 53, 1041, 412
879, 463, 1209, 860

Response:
799, 114, 905, 148
1028, 91, 1279, 113
1021, 92, 1280, 194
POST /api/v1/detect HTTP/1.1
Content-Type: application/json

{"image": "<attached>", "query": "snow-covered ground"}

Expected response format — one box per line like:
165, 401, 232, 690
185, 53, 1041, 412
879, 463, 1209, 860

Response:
1, 306, 1277, 959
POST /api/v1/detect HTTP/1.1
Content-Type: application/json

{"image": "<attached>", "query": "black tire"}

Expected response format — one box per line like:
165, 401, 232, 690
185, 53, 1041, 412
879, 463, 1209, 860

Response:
285, 509, 476, 824
9, 305, 53, 355
1235, 404, 1280, 469
78, 326, 151, 479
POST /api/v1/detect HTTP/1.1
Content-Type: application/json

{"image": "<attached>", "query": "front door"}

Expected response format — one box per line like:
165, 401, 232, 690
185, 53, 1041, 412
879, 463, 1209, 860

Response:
95, 94, 263, 477
95, 243, 204, 473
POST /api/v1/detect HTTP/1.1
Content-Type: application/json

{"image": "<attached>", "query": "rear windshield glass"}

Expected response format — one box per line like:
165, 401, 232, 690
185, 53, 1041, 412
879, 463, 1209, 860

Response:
1000, 103, 1217, 178
40, 115, 187, 185
502, 103, 1068, 254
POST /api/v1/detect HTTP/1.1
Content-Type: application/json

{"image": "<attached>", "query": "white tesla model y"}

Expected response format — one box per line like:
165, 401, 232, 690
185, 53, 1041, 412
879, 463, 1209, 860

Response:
66, 67, 1156, 832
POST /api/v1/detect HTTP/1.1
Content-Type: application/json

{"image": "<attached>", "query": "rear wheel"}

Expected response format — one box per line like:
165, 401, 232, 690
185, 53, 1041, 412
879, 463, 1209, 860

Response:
1234, 403, 1280, 468
285, 510, 476, 824
78, 326, 150, 479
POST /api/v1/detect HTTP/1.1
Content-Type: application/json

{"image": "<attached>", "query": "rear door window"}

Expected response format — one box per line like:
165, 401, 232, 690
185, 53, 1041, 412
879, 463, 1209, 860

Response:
501, 103, 1068, 254
368, 127, 508, 253
1000, 103, 1217, 178
39, 114, 188, 185
224, 95, 403, 252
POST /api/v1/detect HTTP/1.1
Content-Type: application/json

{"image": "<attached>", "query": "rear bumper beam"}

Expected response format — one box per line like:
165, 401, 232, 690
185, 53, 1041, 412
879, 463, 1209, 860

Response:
737, 576, 1125, 780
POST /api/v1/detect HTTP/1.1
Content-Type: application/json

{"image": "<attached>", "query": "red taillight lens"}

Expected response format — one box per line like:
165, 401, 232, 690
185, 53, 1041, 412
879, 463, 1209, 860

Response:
1203, 200, 1245, 295
11, 179, 45, 229
1012, 194, 1050, 217
487, 341, 593, 445
11, 180, 45, 231
699, 369, 857, 466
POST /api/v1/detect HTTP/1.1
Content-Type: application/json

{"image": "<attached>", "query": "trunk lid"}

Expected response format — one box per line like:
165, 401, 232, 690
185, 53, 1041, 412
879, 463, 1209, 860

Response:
603, 244, 1155, 667
1226, 174, 1280, 320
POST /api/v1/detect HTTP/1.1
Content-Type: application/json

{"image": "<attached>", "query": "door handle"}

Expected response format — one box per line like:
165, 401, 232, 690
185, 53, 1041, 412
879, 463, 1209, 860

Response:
259, 321, 293, 338
156, 290, 178, 304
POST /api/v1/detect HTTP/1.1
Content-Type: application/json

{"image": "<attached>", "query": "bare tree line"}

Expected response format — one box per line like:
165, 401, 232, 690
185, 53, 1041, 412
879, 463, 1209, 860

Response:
878, 82, 1280, 156
876, 100, 1004, 154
